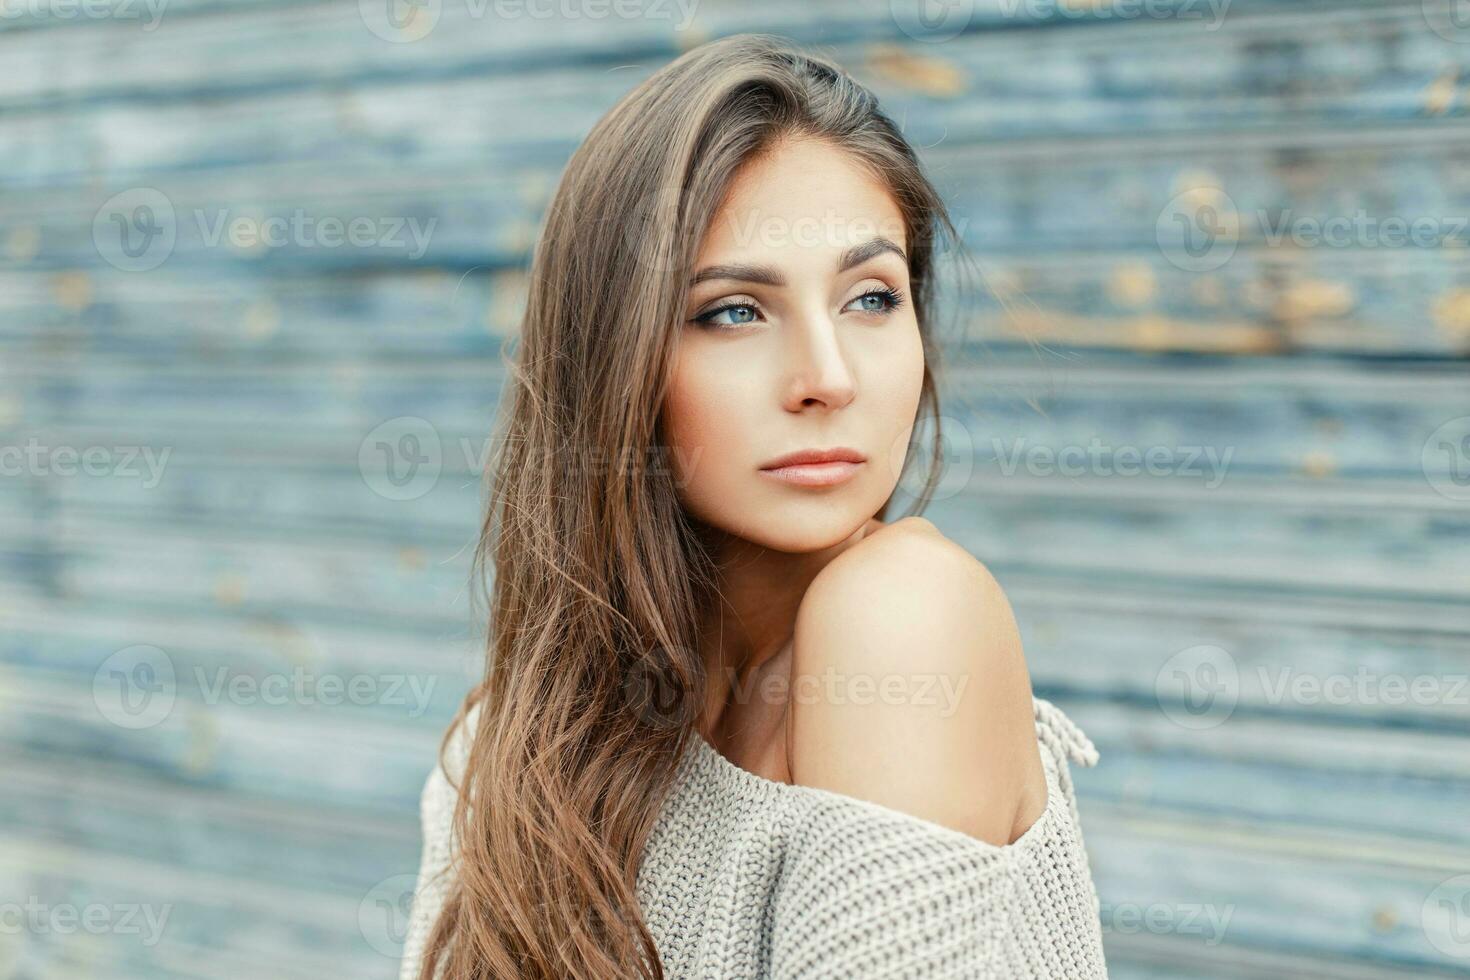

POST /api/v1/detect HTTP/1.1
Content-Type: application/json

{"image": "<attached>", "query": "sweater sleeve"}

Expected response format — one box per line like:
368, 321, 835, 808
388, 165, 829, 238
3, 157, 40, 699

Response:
399, 706, 479, 980
767, 698, 1107, 980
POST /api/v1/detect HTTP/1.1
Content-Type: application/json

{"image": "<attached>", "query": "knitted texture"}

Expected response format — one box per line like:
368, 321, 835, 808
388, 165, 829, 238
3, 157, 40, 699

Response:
399, 697, 1108, 979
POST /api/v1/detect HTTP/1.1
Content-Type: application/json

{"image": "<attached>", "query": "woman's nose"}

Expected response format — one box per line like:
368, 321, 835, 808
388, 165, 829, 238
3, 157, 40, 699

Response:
780, 310, 857, 412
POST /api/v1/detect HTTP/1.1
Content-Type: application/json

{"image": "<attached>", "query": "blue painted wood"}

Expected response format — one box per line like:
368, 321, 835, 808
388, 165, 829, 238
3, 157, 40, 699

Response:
5, 356, 1467, 472
3, 1, 1470, 977
2, 252, 1467, 360
11, 142, 1470, 262
4, 4, 1466, 180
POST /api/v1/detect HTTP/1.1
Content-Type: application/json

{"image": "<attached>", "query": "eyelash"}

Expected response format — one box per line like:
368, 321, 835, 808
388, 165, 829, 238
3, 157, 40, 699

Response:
690, 286, 906, 331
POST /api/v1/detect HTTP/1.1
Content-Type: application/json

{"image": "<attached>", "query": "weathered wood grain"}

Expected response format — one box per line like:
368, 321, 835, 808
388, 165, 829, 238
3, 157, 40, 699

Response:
5, 0, 1470, 976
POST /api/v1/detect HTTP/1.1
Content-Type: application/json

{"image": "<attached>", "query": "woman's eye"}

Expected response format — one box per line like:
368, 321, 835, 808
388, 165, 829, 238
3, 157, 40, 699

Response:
692, 302, 761, 329
690, 288, 904, 330
844, 287, 905, 316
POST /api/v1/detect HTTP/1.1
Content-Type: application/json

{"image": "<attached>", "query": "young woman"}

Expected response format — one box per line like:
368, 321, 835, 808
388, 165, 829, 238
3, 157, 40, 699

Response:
400, 33, 1107, 980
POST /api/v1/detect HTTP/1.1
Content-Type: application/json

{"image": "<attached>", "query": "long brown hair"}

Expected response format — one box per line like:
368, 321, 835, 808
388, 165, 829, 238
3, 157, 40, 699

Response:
418, 32, 960, 979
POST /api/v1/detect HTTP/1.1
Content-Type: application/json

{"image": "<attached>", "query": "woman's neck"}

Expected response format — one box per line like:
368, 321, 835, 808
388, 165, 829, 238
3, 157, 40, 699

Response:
696, 516, 884, 737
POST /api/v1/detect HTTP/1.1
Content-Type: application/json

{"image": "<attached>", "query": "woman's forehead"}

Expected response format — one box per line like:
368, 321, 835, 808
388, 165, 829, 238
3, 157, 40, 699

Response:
697, 141, 909, 265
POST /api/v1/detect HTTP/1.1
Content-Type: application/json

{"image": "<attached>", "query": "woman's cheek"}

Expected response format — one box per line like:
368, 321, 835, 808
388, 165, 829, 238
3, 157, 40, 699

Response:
665, 350, 749, 516
870, 319, 925, 487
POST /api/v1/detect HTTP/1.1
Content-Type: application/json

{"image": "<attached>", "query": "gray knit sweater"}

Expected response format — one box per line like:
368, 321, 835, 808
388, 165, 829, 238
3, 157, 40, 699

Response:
399, 697, 1108, 979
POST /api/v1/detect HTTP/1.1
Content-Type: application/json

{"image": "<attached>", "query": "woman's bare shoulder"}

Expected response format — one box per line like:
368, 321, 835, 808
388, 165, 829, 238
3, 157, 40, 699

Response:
802, 516, 1008, 641
788, 516, 1046, 846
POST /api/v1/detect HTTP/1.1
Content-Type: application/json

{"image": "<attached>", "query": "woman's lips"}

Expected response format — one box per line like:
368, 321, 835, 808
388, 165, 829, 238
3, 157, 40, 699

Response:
758, 460, 865, 487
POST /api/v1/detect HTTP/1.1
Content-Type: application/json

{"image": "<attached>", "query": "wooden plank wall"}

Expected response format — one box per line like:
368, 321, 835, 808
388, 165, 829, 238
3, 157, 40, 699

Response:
3, 1, 1469, 977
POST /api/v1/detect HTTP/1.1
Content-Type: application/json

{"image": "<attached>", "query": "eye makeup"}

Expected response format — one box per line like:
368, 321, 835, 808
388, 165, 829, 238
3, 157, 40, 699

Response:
687, 284, 906, 332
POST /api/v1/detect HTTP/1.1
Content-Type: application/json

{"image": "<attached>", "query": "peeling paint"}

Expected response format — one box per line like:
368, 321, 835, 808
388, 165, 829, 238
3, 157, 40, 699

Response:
865, 44, 965, 98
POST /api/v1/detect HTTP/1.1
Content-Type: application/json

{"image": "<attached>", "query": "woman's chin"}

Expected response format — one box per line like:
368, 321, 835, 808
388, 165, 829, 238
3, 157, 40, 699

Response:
725, 508, 883, 556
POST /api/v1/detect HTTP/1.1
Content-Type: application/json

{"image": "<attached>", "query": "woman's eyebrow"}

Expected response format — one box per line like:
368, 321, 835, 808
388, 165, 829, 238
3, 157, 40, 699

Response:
688, 236, 908, 287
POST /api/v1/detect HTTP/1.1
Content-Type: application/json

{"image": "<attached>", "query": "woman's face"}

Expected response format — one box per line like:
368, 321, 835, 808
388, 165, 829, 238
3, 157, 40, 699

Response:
661, 136, 925, 553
